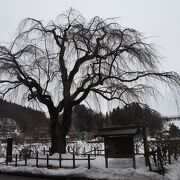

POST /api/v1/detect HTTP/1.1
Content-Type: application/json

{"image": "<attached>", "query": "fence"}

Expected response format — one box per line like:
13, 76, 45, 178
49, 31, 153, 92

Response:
5, 151, 96, 169
42, 146, 105, 157
0, 140, 105, 170
84, 148, 105, 157
147, 139, 180, 174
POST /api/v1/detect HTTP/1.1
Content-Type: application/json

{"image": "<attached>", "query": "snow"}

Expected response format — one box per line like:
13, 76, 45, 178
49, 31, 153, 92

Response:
164, 161, 180, 180
0, 140, 180, 179
0, 163, 173, 180
0, 154, 180, 180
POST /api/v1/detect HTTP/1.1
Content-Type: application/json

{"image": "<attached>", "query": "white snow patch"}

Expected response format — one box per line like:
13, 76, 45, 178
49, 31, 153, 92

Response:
0, 155, 179, 179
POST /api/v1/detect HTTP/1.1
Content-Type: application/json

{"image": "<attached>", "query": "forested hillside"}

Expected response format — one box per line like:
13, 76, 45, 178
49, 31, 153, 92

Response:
70, 103, 165, 137
0, 99, 165, 140
0, 99, 48, 138
105, 103, 165, 136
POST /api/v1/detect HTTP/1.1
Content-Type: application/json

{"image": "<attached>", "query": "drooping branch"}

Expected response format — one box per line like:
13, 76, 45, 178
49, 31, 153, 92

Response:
1, 8, 180, 126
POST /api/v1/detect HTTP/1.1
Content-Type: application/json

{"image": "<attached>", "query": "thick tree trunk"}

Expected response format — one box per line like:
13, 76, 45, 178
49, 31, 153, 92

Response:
49, 103, 73, 155
50, 118, 66, 154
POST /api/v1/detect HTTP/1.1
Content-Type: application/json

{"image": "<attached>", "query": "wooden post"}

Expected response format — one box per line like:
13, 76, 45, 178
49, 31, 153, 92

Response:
135, 144, 139, 154
105, 156, 108, 168
29, 149, 31, 158
15, 154, 17, 167
94, 147, 96, 157
168, 146, 171, 164
142, 127, 152, 171
36, 151, 39, 168
152, 152, 157, 167
6, 138, 13, 163
67, 146, 70, 153
59, 153, 62, 168
73, 153, 75, 168
133, 155, 136, 169
133, 137, 136, 169
25, 157, 27, 166
43, 147, 46, 155
19, 152, 22, 161
104, 137, 108, 168
83, 147, 86, 157
47, 154, 49, 168
88, 154, 91, 169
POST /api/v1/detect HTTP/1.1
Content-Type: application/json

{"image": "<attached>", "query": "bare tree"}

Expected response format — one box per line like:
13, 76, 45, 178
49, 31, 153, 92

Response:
0, 9, 180, 154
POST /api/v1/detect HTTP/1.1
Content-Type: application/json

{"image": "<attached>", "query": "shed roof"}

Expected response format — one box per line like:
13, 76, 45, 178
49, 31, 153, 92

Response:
95, 126, 141, 137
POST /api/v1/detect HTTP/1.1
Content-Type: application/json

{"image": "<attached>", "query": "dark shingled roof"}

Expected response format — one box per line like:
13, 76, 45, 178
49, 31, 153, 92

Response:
95, 126, 141, 137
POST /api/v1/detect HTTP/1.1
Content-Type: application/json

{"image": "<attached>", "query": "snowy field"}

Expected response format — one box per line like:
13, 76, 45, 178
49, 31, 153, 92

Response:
0, 141, 180, 180
0, 153, 180, 180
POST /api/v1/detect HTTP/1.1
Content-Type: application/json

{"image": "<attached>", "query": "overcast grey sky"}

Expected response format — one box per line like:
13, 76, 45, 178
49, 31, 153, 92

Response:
0, 0, 180, 116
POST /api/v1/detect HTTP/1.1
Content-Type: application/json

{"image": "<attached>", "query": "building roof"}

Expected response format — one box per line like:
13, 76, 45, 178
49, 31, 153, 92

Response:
95, 126, 141, 137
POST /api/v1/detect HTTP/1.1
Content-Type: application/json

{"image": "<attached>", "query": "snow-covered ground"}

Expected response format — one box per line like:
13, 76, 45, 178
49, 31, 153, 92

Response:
0, 140, 179, 180
0, 153, 180, 180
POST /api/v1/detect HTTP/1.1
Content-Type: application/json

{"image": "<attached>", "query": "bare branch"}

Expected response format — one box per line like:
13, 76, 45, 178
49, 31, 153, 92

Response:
1, 8, 180, 125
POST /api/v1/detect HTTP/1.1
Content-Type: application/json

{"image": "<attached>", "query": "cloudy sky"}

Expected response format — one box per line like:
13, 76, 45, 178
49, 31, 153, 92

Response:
0, 0, 180, 116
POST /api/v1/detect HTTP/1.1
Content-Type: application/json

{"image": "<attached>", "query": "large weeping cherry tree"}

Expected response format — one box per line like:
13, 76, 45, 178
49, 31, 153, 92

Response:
0, 9, 180, 154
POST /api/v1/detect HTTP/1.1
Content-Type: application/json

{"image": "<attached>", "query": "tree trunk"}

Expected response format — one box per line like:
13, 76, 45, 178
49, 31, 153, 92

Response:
50, 118, 66, 154
49, 103, 73, 155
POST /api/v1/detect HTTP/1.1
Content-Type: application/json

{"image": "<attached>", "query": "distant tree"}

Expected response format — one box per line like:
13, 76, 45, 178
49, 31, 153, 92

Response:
169, 124, 180, 137
1, 9, 180, 153
71, 104, 104, 132
107, 103, 164, 135
142, 104, 164, 135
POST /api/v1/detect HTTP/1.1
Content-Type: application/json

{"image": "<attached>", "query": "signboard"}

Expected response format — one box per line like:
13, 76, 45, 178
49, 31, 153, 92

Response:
105, 136, 134, 158
6, 137, 13, 162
